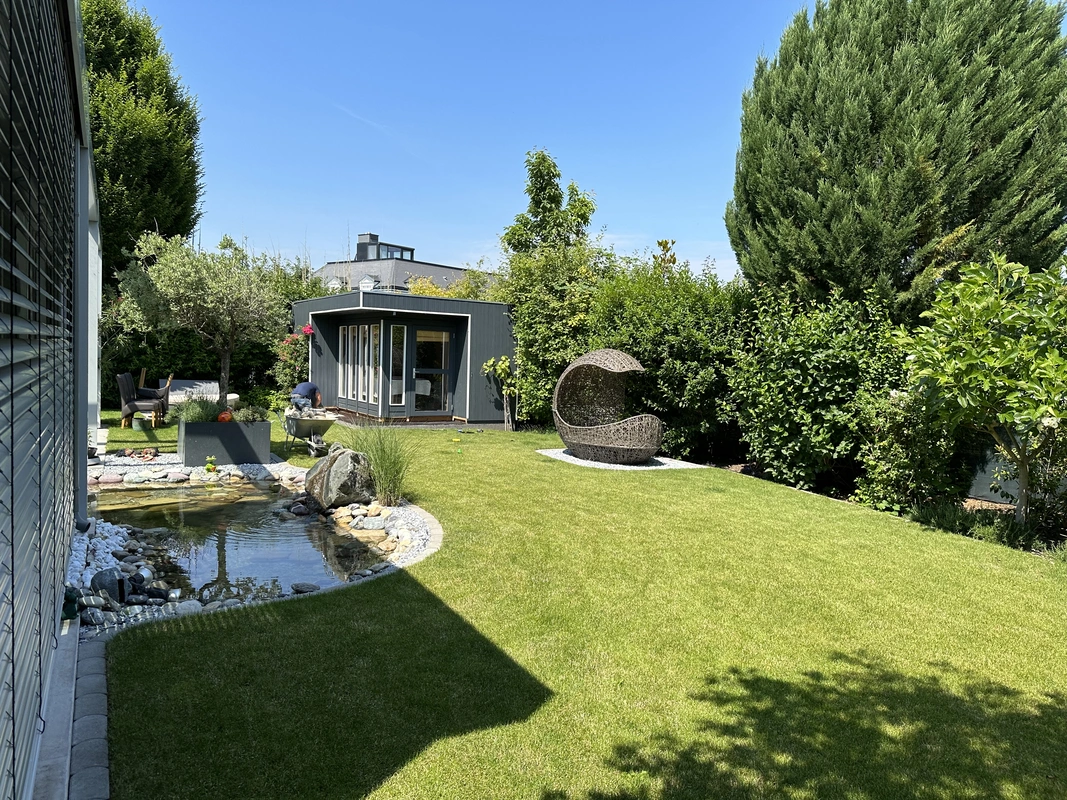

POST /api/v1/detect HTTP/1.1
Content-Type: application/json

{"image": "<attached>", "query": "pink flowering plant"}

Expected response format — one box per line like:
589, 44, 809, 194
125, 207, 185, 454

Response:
270, 324, 312, 390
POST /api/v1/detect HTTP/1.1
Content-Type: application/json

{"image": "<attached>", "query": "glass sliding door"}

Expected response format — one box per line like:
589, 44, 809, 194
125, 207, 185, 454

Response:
347, 327, 358, 399
338, 326, 348, 399
370, 324, 380, 405
358, 325, 369, 402
413, 329, 451, 413
390, 325, 405, 406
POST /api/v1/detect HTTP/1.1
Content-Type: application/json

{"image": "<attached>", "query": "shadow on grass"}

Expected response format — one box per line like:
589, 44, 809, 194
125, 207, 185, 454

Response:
107, 571, 552, 799
544, 652, 1066, 800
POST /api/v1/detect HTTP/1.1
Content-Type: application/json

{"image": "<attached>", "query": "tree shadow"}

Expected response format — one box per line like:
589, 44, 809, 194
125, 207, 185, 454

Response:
545, 652, 1067, 800
107, 571, 552, 799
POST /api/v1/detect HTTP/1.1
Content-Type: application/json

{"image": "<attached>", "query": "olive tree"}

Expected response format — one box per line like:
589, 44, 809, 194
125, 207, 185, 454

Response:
900, 254, 1067, 524
116, 233, 288, 399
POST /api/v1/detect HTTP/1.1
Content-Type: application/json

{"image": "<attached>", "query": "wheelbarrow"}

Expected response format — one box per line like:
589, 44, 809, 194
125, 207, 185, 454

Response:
277, 410, 339, 456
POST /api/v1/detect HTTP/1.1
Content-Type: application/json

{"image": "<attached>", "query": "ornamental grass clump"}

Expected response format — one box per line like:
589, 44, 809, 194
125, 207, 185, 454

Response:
166, 396, 225, 424
336, 424, 418, 506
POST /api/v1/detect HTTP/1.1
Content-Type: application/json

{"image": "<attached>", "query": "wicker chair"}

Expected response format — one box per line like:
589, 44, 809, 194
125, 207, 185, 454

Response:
552, 349, 663, 465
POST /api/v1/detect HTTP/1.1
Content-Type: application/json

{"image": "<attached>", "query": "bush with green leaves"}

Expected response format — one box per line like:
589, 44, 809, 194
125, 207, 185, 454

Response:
728, 291, 902, 493
270, 325, 313, 391
852, 387, 979, 513
494, 242, 617, 425
334, 425, 418, 506
242, 386, 290, 413
899, 254, 1067, 527
589, 241, 751, 461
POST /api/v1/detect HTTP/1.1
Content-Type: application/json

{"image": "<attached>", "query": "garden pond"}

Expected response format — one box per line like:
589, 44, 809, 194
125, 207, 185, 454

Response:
92, 484, 384, 603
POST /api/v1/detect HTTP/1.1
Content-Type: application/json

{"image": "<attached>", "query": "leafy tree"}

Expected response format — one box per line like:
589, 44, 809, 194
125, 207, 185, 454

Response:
725, 0, 1067, 317
900, 254, 1067, 525
502, 150, 596, 254
116, 233, 288, 399
589, 241, 751, 461
83, 0, 202, 289
494, 242, 617, 424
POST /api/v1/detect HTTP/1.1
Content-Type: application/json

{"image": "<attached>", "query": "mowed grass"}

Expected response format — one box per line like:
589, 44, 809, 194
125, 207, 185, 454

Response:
106, 429, 1067, 799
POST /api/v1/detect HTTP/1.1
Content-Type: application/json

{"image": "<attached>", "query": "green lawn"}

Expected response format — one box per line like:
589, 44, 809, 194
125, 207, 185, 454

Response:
105, 429, 1067, 799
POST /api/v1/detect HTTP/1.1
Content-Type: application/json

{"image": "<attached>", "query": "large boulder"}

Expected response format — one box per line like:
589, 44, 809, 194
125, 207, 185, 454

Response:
90, 567, 131, 603
305, 443, 374, 508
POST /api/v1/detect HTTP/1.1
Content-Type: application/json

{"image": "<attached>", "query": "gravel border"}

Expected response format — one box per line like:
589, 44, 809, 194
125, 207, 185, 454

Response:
536, 448, 708, 471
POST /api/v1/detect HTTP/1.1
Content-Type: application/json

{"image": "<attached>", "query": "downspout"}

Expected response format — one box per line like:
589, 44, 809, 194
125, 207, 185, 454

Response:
73, 145, 91, 532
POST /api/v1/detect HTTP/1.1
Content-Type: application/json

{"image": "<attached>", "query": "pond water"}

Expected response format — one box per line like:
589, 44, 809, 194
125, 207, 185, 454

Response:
92, 485, 383, 602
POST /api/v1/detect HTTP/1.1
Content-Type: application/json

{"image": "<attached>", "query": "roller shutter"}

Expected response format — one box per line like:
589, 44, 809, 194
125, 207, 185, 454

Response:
0, 1, 79, 798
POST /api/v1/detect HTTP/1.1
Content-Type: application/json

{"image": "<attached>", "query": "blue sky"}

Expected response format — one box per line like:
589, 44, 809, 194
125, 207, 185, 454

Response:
143, 0, 808, 277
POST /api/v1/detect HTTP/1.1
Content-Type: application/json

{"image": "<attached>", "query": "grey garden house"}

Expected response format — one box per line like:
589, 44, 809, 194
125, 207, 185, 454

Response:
293, 292, 515, 424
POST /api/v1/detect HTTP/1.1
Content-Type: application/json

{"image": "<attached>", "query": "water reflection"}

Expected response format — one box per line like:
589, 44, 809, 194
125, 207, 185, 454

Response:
94, 485, 383, 601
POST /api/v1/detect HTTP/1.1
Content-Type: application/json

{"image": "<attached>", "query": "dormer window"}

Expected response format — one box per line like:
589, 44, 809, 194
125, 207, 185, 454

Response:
359, 275, 378, 291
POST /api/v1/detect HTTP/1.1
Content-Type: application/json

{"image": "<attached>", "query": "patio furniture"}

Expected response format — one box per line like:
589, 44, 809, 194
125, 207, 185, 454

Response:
552, 349, 663, 465
117, 372, 164, 428
136, 372, 173, 414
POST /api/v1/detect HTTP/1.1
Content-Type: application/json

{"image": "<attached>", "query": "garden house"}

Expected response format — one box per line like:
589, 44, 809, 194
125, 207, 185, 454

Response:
292, 292, 515, 423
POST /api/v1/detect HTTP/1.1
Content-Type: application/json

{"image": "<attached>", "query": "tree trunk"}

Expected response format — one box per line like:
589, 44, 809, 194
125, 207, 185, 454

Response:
219, 349, 231, 403
1016, 454, 1030, 527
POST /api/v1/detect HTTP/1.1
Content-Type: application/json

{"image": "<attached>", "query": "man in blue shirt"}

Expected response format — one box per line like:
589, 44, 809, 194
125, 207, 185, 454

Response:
291, 381, 321, 410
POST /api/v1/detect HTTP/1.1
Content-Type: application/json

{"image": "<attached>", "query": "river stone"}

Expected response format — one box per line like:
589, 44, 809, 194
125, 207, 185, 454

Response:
87, 476, 99, 486
122, 605, 145, 617
148, 580, 169, 590
203, 601, 222, 612
357, 569, 373, 577
291, 582, 319, 594
161, 602, 180, 616
362, 516, 386, 531
167, 589, 182, 602
99, 473, 123, 484
369, 562, 391, 573
78, 596, 106, 610
304, 444, 372, 508
290, 503, 309, 516
220, 598, 243, 608
124, 473, 148, 485
278, 511, 297, 521
146, 598, 164, 606
175, 600, 202, 616
100, 611, 119, 625
167, 472, 189, 483
80, 609, 106, 626
90, 568, 130, 602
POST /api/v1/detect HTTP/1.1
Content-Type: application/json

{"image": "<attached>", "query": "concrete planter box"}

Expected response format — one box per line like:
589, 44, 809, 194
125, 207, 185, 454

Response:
178, 420, 272, 467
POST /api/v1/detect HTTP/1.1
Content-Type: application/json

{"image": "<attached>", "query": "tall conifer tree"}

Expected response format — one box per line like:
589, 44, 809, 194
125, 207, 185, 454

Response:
83, 0, 202, 289
725, 0, 1067, 317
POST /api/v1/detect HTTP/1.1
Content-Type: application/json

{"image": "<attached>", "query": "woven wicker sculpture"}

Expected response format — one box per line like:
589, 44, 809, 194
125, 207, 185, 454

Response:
552, 349, 663, 465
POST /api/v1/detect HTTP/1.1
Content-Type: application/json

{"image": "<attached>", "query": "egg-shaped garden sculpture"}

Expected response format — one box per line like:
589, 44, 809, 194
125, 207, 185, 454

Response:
552, 349, 663, 465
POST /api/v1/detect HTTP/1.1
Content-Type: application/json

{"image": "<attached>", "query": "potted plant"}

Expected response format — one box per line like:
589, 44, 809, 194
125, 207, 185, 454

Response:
170, 398, 272, 466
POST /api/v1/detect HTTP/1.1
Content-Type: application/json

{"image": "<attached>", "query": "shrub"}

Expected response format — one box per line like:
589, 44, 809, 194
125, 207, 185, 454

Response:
728, 291, 900, 494
334, 424, 418, 506
852, 388, 977, 512
589, 241, 751, 461
166, 397, 225, 424
270, 325, 312, 391
243, 386, 289, 412
231, 406, 269, 423
494, 242, 617, 425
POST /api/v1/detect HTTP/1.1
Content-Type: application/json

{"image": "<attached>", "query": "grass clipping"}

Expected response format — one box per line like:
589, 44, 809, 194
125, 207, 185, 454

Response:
333, 424, 418, 506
